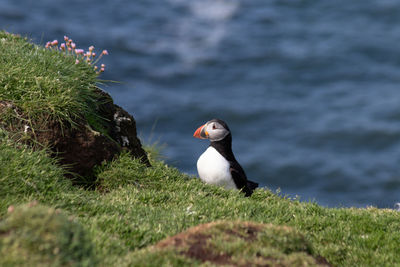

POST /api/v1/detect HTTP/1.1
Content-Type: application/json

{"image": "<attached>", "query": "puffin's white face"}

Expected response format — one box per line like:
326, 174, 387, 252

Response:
193, 119, 230, 142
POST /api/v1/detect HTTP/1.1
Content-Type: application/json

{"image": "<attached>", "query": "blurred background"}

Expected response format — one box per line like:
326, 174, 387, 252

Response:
1, 0, 400, 208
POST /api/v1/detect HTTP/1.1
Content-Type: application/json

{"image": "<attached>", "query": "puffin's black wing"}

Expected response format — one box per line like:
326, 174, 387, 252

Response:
209, 135, 258, 197
229, 161, 258, 197
246, 180, 259, 193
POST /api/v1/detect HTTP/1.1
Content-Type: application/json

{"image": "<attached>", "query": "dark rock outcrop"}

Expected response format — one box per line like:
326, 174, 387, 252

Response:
35, 119, 121, 179
0, 89, 150, 182
94, 89, 150, 167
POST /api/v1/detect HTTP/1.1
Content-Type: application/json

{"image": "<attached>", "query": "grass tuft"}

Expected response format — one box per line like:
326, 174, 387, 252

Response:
0, 132, 72, 211
95, 152, 148, 191
0, 31, 101, 131
0, 203, 96, 267
122, 221, 327, 266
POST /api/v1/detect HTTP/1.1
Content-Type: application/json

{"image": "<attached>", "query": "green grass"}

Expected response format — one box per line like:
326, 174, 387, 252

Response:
1, 31, 400, 266
124, 221, 322, 266
0, 130, 73, 206
0, 203, 96, 267
1, 144, 399, 266
0, 31, 101, 131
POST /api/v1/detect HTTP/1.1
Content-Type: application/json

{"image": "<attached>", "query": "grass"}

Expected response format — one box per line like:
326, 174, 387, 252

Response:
0, 31, 101, 133
0, 130, 72, 204
126, 221, 323, 266
0, 203, 96, 267
1, 31, 400, 266
1, 145, 400, 266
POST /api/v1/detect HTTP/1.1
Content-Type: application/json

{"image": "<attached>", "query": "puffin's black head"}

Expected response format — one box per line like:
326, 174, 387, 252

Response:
193, 118, 231, 142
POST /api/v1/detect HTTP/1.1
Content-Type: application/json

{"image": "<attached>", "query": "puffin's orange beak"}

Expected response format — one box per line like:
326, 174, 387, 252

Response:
193, 124, 208, 139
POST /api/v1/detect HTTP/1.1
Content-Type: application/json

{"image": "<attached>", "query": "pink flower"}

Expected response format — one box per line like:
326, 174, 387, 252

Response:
75, 49, 84, 54
45, 36, 108, 73
28, 200, 38, 207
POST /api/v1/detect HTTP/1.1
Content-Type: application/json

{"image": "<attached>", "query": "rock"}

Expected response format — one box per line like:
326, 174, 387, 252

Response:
36, 119, 121, 179
0, 89, 150, 182
95, 89, 150, 167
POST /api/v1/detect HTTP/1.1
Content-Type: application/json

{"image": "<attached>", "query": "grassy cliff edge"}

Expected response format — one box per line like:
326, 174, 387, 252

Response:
1, 31, 399, 266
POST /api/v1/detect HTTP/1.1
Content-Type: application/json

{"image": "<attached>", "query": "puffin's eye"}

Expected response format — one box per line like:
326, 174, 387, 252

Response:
212, 124, 216, 130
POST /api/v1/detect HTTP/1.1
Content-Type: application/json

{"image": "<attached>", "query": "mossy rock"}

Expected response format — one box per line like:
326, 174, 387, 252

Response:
122, 221, 330, 266
0, 31, 149, 183
0, 203, 96, 267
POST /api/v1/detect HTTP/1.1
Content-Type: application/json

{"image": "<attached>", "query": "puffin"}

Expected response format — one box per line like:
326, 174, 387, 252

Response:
193, 119, 258, 196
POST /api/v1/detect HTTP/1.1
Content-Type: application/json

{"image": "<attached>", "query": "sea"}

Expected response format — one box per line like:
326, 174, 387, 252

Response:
1, 0, 400, 208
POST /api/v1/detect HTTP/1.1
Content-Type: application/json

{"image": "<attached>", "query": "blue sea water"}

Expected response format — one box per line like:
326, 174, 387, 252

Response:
1, 0, 400, 208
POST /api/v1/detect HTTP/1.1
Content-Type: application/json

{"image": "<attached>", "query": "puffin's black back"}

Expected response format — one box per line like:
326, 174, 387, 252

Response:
209, 119, 258, 196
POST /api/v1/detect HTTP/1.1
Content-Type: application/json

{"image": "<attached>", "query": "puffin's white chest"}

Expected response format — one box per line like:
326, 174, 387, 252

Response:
196, 146, 236, 189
